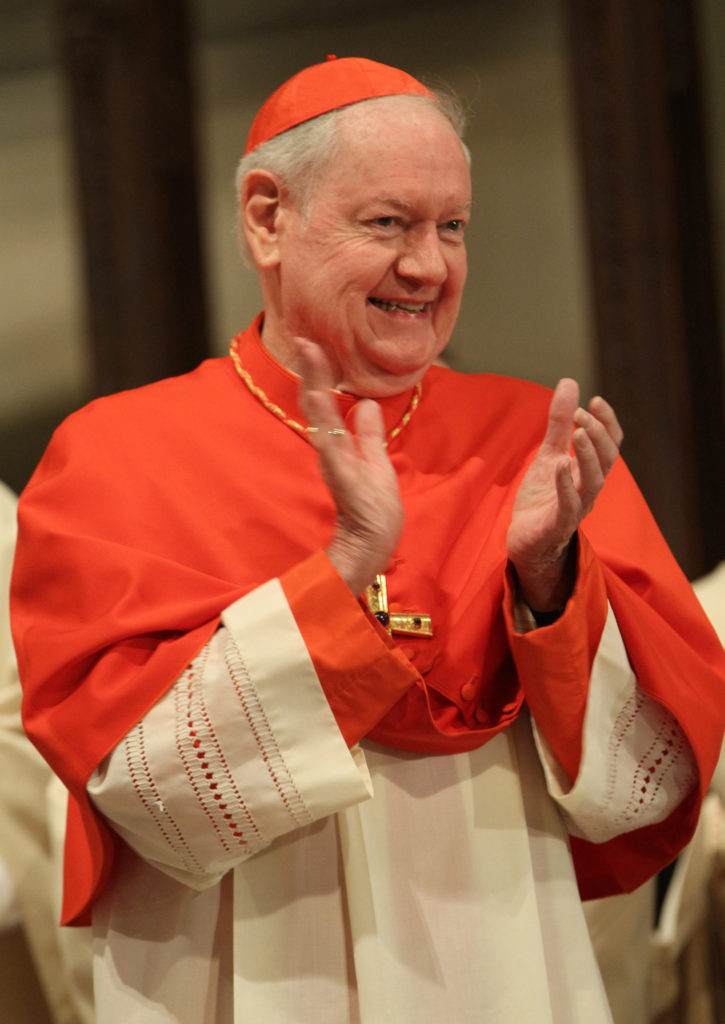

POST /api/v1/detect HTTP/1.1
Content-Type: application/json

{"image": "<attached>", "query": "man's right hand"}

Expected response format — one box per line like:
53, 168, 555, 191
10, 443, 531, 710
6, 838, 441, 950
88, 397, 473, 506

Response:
294, 337, 404, 596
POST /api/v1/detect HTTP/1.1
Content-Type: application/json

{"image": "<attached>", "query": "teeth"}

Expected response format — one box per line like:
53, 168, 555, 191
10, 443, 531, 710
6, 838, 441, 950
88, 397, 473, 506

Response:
370, 299, 426, 313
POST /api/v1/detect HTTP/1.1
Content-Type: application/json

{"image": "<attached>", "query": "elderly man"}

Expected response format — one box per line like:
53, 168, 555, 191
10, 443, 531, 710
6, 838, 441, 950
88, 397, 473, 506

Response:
10, 58, 725, 1023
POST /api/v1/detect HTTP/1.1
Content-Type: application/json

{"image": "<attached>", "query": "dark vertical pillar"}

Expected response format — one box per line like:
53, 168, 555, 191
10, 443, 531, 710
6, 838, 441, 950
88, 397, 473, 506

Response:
562, 0, 725, 578
57, 0, 210, 396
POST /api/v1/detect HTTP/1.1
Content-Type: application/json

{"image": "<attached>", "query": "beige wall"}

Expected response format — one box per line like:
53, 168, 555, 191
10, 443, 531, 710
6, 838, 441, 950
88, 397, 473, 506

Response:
0, 64, 88, 427
2, 0, 720, 440
2, 0, 724, 443
2, 0, 724, 441
0, 0, 595, 440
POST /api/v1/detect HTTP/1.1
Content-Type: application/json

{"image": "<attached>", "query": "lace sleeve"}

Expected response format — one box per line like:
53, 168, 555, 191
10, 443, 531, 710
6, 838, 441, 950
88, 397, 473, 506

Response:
532, 604, 698, 843
87, 578, 372, 888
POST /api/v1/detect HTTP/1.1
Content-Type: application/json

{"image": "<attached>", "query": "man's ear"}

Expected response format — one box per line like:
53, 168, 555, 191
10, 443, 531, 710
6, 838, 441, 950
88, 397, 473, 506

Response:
240, 169, 286, 268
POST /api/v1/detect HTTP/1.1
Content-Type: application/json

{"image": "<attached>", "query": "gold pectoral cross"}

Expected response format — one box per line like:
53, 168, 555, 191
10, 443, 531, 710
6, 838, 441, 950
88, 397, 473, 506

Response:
365, 574, 433, 638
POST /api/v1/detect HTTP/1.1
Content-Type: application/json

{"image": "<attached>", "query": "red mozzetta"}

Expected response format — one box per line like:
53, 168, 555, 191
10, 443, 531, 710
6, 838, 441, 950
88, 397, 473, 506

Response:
11, 316, 725, 923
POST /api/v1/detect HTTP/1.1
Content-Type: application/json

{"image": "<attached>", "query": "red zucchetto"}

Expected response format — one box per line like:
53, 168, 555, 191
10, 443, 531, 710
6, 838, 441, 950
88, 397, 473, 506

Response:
244, 55, 434, 155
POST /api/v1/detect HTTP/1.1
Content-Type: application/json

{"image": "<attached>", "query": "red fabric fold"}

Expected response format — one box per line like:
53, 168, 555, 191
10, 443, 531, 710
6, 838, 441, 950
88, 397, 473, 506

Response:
11, 317, 725, 923
505, 533, 609, 784
280, 551, 419, 747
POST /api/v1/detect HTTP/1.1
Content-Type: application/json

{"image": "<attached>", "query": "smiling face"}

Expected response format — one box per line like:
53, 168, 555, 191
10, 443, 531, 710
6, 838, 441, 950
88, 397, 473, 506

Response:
258, 97, 472, 397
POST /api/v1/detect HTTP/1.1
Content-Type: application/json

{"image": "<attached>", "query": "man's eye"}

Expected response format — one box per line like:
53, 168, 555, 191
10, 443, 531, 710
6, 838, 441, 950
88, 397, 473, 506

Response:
372, 217, 397, 228
443, 219, 465, 233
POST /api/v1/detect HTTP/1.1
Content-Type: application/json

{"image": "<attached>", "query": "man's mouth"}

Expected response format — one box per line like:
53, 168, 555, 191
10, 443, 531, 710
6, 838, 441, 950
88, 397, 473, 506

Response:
368, 298, 427, 314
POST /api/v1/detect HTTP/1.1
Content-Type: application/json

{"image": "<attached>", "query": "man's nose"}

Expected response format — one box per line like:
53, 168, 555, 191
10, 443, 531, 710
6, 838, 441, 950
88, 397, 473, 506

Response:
395, 225, 447, 285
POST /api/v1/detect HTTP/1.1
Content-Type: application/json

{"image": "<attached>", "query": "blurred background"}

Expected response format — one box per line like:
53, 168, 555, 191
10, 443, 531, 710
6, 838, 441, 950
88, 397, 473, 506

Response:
0, 3, 724, 1021
0, 0, 723, 570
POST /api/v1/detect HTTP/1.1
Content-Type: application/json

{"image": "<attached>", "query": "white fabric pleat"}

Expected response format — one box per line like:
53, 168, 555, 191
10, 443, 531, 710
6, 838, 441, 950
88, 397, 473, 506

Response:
88, 584, 698, 1022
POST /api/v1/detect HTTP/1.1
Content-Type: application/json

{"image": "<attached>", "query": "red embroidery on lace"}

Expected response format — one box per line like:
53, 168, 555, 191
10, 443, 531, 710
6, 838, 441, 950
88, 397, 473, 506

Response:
175, 647, 263, 850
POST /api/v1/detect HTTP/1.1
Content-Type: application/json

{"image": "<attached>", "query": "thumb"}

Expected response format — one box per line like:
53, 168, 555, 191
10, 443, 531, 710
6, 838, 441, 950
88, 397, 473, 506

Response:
352, 400, 387, 459
543, 378, 580, 451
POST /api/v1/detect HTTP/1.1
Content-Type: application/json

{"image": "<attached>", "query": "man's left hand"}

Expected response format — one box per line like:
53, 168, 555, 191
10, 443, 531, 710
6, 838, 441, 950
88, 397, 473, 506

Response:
506, 378, 623, 613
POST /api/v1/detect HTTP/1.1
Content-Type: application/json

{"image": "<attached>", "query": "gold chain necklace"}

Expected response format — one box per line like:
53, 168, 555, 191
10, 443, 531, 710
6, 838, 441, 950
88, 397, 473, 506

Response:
229, 336, 422, 447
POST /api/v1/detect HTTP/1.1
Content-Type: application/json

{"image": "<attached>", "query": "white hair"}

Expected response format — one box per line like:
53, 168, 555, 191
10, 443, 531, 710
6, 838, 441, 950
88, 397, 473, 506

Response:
235, 90, 470, 266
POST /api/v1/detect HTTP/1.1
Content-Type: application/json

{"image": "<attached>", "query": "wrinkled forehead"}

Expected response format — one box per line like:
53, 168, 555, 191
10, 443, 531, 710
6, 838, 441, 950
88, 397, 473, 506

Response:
298, 99, 472, 224
328, 97, 471, 182
336, 94, 456, 141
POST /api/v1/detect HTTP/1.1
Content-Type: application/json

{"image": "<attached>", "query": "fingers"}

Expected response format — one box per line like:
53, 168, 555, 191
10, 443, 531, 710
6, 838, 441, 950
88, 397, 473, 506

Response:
543, 380, 624, 521
571, 427, 604, 512
545, 379, 623, 472
573, 398, 622, 476
293, 336, 389, 459
292, 337, 390, 518
568, 393, 623, 515
542, 378, 580, 452
293, 336, 335, 394
588, 394, 624, 449
554, 455, 582, 529
352, 399, 387, 463
291, 338, 402, 594
546, 382, 623, 460
293, 337, 350, 453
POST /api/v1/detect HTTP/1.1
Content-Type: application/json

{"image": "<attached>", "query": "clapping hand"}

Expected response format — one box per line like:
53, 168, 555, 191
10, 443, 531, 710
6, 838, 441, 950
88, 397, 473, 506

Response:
506, 378, 623, 612
294, 338, 404, 596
